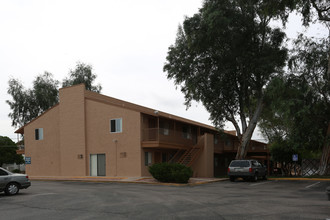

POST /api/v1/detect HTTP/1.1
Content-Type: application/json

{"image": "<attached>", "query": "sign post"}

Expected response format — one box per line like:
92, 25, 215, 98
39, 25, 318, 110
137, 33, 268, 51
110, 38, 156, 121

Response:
292, 154, 298, 176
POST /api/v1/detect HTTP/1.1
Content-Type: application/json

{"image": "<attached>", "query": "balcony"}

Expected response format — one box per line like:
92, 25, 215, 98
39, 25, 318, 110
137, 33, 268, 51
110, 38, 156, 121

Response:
249, 144, 268, 152
214, 141, 268, 153
141, 128, 197, 149
16, 145, 25, 155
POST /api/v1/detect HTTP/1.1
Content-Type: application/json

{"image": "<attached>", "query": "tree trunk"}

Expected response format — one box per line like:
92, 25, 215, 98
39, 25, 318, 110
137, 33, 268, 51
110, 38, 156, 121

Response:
281, 162, 285, 176
236, 98, 263, 159
318, 123, 330, 175
327, 52, 330, 79
317, 43, 330, 175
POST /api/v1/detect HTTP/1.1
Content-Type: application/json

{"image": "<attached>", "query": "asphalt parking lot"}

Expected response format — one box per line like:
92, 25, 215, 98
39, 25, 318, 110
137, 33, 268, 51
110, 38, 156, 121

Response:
1, 180, 329, 220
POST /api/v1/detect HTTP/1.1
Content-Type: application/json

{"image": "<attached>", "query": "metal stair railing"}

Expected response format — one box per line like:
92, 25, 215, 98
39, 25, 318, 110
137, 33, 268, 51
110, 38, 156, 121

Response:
177, 135, 205, 167
168, 149, 186, 164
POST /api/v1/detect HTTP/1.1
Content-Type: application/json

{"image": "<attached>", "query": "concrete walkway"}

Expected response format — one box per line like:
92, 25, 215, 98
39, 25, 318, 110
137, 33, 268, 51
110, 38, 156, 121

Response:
29, 176, 228, 186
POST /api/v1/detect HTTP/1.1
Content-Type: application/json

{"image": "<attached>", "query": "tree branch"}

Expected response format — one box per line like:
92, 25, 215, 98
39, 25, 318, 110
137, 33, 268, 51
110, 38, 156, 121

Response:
226, 114, 242, 139
311, 0, 330, 22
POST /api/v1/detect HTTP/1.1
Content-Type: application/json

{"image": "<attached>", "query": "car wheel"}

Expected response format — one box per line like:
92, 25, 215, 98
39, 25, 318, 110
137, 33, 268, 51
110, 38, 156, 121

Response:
5, 183, 19, 196
229, 176, 236, 182
252, 174, 258, 182
263, 175, 267, 180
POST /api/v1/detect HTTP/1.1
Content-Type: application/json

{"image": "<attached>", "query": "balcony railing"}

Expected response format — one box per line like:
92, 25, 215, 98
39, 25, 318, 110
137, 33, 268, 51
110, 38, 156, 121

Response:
214, 142, 267, 152
16, 145, 25, 155
142, 128, 197, 147
143, 128, 268, 152
249, 144, 268, 151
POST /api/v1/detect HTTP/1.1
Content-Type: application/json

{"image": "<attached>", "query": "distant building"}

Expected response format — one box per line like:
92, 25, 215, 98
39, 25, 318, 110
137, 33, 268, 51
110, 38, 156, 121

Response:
15, 84, 269, 177
3, 142, 25, 172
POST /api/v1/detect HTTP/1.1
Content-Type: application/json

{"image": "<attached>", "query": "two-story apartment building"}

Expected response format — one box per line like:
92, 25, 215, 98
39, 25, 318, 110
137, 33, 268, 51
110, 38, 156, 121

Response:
15, 84, 269, 178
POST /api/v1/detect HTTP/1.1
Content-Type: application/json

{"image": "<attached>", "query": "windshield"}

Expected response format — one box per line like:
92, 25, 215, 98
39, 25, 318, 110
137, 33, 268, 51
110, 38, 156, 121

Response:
230, 160, 250, 167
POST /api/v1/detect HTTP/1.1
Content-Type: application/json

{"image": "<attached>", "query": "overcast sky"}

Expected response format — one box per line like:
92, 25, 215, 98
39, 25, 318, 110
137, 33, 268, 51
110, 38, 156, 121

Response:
0, 0, 327, 142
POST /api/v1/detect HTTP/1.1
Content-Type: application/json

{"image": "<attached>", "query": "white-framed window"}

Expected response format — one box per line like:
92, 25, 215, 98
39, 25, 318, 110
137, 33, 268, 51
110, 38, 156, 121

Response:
110, 118, 122, 133
145, 152, 152, 166
35, 128, 43, 140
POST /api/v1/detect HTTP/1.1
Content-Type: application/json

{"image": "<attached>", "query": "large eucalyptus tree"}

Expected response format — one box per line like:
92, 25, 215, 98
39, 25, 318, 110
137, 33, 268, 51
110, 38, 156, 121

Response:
164, 0, 288, 159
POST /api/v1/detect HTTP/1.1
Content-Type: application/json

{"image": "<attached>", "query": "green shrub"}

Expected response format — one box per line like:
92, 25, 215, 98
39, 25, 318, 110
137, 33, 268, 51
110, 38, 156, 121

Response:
148, 163, 193, 183
12, 169, 20, 173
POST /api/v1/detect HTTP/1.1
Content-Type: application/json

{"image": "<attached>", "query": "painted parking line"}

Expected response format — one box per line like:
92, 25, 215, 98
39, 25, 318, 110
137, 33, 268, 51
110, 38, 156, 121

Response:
29, 193, 57, 197
250, 181, 271, 187
305, 182, 320, 189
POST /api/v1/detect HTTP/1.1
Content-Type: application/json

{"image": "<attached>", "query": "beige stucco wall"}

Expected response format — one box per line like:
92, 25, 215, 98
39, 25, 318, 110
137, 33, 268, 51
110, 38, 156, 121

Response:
85, 99, 142, 177
24, 105, 61, 176
191, 133, 214, 178
22, 84, 224, 178
24, 84, 144, 177
59, 85, 87, 176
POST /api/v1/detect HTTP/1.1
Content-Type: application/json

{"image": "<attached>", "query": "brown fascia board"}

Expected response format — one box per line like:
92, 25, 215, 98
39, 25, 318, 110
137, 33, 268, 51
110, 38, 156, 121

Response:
14, 103, 60, 134
84, 90, 217, 130
14, 127, 24, 134
59, 83, 86, 91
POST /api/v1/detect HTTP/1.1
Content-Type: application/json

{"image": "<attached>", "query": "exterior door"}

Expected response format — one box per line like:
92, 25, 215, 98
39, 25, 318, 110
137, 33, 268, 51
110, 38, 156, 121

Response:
90, 154, 106, 176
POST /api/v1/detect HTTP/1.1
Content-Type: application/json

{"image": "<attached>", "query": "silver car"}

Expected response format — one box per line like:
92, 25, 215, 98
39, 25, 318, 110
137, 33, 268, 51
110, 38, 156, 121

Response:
228, 160, 267, 182
0, 167, 31, 195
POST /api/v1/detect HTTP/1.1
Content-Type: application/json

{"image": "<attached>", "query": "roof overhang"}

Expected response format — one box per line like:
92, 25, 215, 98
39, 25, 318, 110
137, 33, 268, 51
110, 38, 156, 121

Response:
15, 126, 24, 134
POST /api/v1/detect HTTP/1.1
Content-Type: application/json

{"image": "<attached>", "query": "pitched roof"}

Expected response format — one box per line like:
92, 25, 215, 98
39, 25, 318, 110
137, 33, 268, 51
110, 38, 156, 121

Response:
84, 89, 217, 131
15, 84, 267, 145
14, 103, 59, 134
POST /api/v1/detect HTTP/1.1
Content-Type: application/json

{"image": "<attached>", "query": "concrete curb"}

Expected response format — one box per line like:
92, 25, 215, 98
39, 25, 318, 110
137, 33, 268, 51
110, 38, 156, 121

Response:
29, 176, 228, 186
30, 176, 330, 185
119, 178, 227, 186
268, 177, 330, 181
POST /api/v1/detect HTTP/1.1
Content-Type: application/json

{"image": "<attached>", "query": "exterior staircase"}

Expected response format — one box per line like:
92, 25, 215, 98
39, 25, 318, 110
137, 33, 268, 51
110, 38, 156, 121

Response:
168, 149, 186, 164
169, 135, 205, 167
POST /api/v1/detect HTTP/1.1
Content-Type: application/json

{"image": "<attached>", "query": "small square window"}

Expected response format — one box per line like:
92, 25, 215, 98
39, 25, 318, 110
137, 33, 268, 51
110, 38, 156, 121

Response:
35, 128, 43, 140
110, 118, 122, 133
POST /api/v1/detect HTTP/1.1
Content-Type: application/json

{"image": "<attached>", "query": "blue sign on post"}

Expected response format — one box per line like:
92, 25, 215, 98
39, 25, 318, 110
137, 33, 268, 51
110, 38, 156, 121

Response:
292, 154, 298, 162
25, 157, 31, 164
